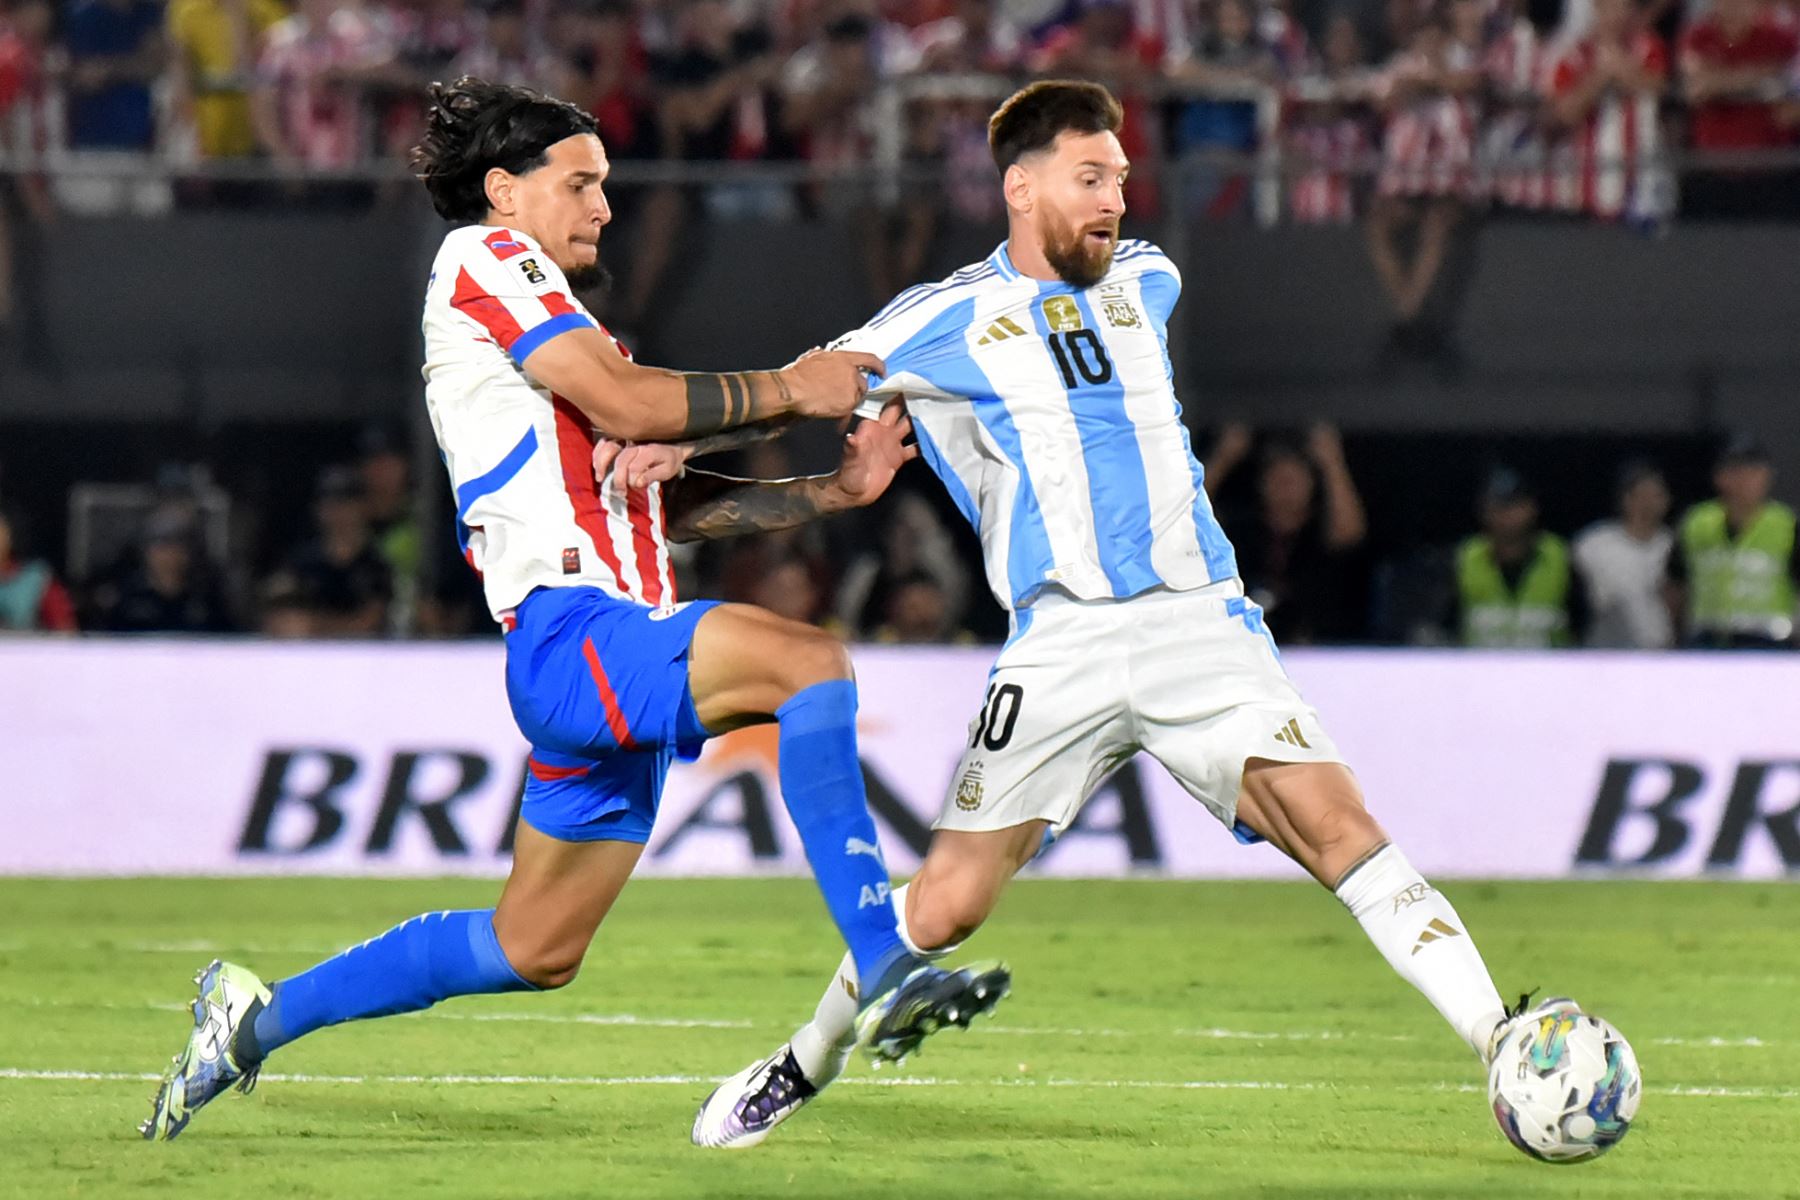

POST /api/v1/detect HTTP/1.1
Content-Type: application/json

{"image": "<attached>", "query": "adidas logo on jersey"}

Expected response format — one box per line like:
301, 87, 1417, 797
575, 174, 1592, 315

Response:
976, 316, 1028, 346
1411, 917, 1462, 955
1272, 718, 1311, 749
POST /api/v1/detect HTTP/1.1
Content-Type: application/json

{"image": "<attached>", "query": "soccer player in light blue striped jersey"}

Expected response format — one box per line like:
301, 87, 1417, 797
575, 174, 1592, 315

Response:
678, 81, 1549, 1149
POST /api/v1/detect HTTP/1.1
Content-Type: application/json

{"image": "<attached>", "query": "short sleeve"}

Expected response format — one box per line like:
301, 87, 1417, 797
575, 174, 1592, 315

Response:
831, 286, 978, 418
447, 227, 598, 363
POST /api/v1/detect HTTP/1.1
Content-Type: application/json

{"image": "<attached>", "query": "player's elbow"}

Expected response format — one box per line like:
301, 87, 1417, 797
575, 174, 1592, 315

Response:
561, 384, 661, 443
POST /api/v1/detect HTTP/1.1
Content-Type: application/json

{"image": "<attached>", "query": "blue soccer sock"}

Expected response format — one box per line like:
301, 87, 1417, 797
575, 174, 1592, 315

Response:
246, 908, 535, 1060
775, 679, 914, 999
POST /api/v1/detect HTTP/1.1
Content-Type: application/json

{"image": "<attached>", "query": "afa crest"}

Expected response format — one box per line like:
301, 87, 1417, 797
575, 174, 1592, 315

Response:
1102, 299, 1142, 328
954, 767, 985, 812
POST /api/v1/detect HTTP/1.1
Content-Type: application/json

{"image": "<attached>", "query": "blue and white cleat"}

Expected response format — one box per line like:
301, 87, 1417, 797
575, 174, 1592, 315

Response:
1485, 992, 1581, 1065
691, 1044, 821, 1150
140, 960, 271, 1141
852, 959, 1010, 1067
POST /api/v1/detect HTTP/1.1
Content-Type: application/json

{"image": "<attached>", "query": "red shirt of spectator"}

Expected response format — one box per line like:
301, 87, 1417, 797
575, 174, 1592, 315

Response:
258, 0, 385, 169
1680, 0, 1799, 150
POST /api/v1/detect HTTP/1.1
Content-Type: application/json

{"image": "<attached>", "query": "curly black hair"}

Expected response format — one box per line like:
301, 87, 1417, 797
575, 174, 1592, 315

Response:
410, 77, 600, 223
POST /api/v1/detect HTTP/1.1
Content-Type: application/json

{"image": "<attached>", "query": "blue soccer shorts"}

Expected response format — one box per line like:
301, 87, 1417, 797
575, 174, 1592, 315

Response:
503, 586, 720, 844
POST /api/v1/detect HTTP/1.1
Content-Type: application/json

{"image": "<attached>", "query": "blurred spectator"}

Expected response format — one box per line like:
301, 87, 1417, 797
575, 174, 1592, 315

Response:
1451, 468, 1579, 648
372, 0, 479, 164
61, 0, 171, 215
1035, 0, 1163, 213
1670, 434, 1798, 648
1679, 0, 1800, 218
564, 0, 656, 160
256, 569, 318, 636
358, 426, 422, 629
1366, 1, 1480, 367
745, 551, 837, 627
278, 465, 393, 636
1167, 0, 1280, 221
0, 0, 55, 335
615, 0, 787, 335
1205, 422, 1369, 644
453, 0, 568, 93
166, 0, 288, 165
0, 507, 77, 632
907, 0, 1028, 226
835, 489, 971, 638
1284, 10, 1378, 224
871, 569, 973, 642
1482, 0, 1553, 212
252, 0, 387, 179
64, 0, 165, 151
90, 508, 236, 633
1571, 460, 1676, 648
1544, 0, 1669, 224
785, 7, 924, 299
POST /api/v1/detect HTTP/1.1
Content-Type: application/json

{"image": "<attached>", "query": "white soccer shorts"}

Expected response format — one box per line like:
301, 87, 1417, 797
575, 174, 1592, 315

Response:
936, 581, 1344, 836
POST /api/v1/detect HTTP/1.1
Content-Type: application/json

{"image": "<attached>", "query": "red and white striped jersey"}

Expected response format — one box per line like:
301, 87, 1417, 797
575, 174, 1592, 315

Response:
421, 224, 676, 623
1546, 32, 1668, 220
1376, 45, 1480, 201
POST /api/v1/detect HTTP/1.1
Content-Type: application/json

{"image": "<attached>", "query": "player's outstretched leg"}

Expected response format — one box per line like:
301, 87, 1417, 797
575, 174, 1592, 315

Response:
1236, 759, 1510, 1058
142, 833, 642, 1141
694, 824, 1040, 1149
686, 606, 1011, 1067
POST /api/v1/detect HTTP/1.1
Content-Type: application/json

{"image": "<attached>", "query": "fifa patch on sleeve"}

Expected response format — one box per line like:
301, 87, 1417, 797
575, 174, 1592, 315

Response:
518, 257, 549, 287
562, 547, 581, 575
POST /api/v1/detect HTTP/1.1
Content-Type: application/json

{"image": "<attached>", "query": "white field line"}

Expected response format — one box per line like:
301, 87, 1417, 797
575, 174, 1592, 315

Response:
2, 999, 1777, 1048
0, 1067, 1793, 1099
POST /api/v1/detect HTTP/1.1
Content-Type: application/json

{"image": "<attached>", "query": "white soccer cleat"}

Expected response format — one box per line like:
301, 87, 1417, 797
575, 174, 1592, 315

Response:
691, 1044, 823, 1150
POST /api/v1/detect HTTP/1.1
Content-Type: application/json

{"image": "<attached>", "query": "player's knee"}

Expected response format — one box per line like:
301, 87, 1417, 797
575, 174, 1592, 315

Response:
778, 627, 854, 694
506, 945, 585, 990
908, 887, 991, 950
1301, 797, 1383, 863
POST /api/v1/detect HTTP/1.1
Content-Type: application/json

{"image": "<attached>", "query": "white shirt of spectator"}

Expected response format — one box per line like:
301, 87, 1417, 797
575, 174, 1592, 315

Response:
421, 225, 676, 622
1572, 519, 1674, 648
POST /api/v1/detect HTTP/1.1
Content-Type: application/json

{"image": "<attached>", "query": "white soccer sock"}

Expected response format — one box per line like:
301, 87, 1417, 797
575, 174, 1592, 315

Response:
789, 882, 960, 1082
1334, 844, 1505, 1057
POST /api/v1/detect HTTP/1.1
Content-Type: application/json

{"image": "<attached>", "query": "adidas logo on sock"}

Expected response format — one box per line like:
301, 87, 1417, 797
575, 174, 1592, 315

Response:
1410, 917, 1462, 956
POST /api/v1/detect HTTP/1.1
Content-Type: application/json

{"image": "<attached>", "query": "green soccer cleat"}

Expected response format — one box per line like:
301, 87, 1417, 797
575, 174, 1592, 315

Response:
140, 960, 271, 1142
852, 959, 1011, 1067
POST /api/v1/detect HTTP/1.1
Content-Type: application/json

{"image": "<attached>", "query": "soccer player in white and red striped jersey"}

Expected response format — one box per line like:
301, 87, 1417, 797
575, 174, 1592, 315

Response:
139, 76, 1008, 1142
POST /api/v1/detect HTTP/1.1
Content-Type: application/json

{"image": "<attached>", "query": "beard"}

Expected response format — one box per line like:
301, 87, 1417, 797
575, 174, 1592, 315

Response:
1040, 212, 1120, 289
564, 259, 612, 295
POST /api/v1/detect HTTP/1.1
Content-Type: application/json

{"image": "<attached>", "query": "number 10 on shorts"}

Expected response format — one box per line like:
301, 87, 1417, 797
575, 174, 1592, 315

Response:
970, 683, 1024, 752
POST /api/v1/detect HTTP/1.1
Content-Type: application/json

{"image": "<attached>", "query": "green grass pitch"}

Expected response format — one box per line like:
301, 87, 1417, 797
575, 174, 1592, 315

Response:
4, 877, 1797, 1199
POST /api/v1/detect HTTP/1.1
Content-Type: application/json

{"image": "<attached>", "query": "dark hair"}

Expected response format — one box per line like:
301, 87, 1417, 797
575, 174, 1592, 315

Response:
987, 80, 1123, 173
410, 76, 600, 222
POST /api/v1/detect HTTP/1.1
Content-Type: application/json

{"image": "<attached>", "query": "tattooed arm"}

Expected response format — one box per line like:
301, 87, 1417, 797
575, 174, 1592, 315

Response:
518, 326, 885, 441
660, 403, 919, 543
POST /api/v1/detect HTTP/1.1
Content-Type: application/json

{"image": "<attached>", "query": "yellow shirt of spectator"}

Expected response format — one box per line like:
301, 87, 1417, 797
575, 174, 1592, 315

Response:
168, 0, 288, 159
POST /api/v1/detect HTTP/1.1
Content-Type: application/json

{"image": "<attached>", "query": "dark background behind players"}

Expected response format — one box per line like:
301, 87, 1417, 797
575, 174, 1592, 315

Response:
0, 0, 1795, 647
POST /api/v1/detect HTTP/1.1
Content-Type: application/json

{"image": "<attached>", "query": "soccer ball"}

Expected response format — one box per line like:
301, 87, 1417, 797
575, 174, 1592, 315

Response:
1487, 1008, 1641, 1163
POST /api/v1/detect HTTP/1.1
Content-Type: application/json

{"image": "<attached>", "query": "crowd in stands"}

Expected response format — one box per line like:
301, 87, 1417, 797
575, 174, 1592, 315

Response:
3, 0, 1799, 351
1, 422, 1794, 650
1, 0, 1798, 224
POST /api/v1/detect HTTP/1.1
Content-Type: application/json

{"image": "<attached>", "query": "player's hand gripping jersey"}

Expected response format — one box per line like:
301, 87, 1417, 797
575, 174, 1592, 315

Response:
421, 225, 676, 621
839, 240, 1238, 615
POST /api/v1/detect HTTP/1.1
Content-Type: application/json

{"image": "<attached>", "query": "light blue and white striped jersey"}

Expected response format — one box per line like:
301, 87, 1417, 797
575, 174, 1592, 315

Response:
838, 239, 1237, 615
